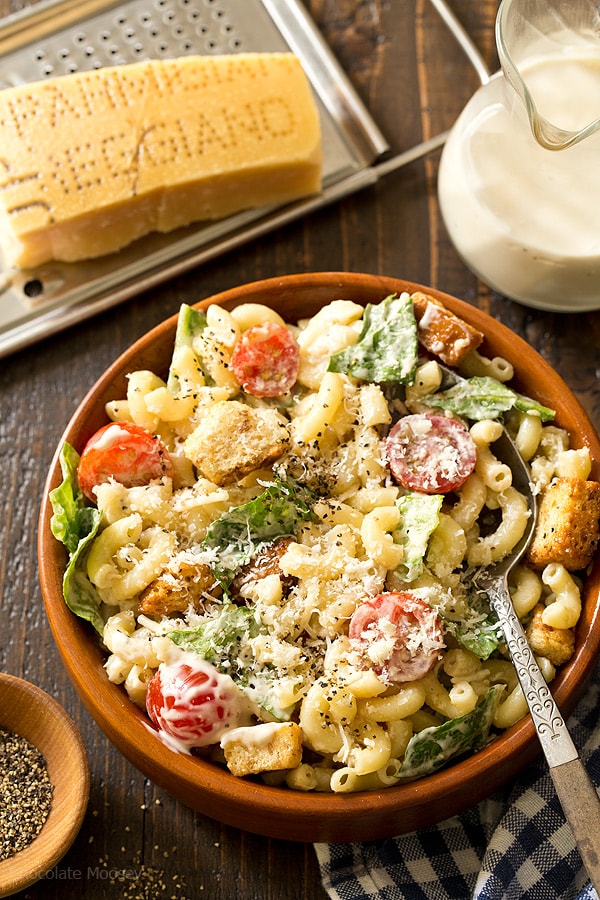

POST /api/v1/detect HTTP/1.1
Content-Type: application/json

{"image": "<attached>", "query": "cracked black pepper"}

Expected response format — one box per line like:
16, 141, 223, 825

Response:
0, 726, 54, 860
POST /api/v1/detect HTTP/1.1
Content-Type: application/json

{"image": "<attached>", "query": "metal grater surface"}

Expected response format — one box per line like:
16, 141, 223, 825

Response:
0, 0, 389, 357
1, 0, 249, 82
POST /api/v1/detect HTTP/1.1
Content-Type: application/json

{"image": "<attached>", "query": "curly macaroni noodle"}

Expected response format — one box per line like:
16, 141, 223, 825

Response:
86, 515, 176, 603
541, 564, 581, 629
509, 565, 543, 619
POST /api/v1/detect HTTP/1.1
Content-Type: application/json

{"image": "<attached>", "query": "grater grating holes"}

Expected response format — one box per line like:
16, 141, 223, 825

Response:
15, 0, 243, 81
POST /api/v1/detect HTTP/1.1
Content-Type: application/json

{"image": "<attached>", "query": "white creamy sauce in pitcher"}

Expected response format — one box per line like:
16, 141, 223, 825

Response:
438, 54, 600, 311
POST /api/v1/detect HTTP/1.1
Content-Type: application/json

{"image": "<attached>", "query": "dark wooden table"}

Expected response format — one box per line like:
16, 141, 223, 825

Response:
1, 1, 598, 898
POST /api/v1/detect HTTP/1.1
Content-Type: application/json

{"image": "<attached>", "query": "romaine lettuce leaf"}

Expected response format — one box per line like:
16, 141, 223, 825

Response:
167, 303, 208, 393
421, 375, 555, 422
62, 555, 105, 637
327, 292, 418, 384
438, 587, 501, 660
393, 492, 443, 582
49, 443, 104, 635
202, 478, 315, 587
397, 684, 504, 779
168, 604, 259, 669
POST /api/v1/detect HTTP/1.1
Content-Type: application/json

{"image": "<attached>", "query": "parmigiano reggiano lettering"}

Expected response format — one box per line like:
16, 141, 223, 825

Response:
0, 53, 322, 268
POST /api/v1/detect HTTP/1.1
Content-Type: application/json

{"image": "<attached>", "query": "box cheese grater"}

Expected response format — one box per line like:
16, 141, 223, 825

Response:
0, 0, 390, 357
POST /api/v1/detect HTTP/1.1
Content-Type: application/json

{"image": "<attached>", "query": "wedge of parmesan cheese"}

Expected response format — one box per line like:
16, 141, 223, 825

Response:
0, 53, 322, 268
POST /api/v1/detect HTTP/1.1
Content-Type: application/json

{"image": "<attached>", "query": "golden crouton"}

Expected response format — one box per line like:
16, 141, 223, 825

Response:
138, 558, 221, 617
526, 602, 575, 666
183, 400, 290, 485
412, 292, 484, 367
230, 536, 296, 600
221, 722, 303, 777
527, 477, 600, 571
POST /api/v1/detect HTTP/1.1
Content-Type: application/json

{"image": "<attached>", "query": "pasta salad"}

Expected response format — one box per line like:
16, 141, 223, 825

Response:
50, 291, 599, 793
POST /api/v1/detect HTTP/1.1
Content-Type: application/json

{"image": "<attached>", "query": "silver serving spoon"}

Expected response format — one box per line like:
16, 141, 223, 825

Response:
477, 427, 600, 891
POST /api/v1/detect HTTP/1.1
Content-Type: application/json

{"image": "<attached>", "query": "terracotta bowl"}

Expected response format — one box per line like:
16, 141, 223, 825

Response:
38, 272, 600, 843
0, 673, 89, 897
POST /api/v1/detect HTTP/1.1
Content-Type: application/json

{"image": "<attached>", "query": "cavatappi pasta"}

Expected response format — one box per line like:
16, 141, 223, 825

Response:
51, 292, 600, 790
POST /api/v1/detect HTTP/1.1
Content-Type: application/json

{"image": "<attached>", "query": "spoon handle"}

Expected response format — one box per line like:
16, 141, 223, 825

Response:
485, 574, 577, 766
486, 574, 600, 891
551, 760, 600, 891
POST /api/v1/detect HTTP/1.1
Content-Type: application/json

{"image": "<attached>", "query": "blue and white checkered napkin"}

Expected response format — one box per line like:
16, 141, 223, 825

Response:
314, 660, 600, 900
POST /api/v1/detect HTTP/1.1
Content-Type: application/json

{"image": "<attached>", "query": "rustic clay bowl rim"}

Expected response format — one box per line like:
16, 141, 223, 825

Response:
0, 673, 90, 897
37, 272, 600, 843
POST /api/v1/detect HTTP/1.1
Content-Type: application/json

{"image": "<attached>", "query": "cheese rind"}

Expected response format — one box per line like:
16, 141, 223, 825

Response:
0, 53, 322, 268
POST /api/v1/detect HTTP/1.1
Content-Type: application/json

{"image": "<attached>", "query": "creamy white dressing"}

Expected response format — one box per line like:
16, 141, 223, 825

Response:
220, 721, 291, 751
91, 424, 135, 451
438, 54, 600, 311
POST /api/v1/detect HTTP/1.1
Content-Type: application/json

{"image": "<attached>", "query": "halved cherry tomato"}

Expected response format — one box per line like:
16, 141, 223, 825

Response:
349, 591, 444, 683
232, 321, 300, 397
146, 659, 245, 753
77, 421, 174, 502
385, 413, 476, 494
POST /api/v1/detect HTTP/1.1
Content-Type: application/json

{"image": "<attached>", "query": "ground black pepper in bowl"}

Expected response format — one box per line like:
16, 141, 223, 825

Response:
0, 673, 89, 896
0, 726, 54, 861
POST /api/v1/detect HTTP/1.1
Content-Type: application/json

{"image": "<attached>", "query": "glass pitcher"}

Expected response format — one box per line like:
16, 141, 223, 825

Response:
437, 0, 600, 312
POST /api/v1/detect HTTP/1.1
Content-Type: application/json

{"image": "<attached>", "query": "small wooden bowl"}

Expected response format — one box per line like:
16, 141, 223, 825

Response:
38, 272, 600, 842
0, 674, 89, 897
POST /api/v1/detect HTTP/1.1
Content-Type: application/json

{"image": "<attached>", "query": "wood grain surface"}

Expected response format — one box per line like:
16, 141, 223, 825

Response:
0, 1, 598, 898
